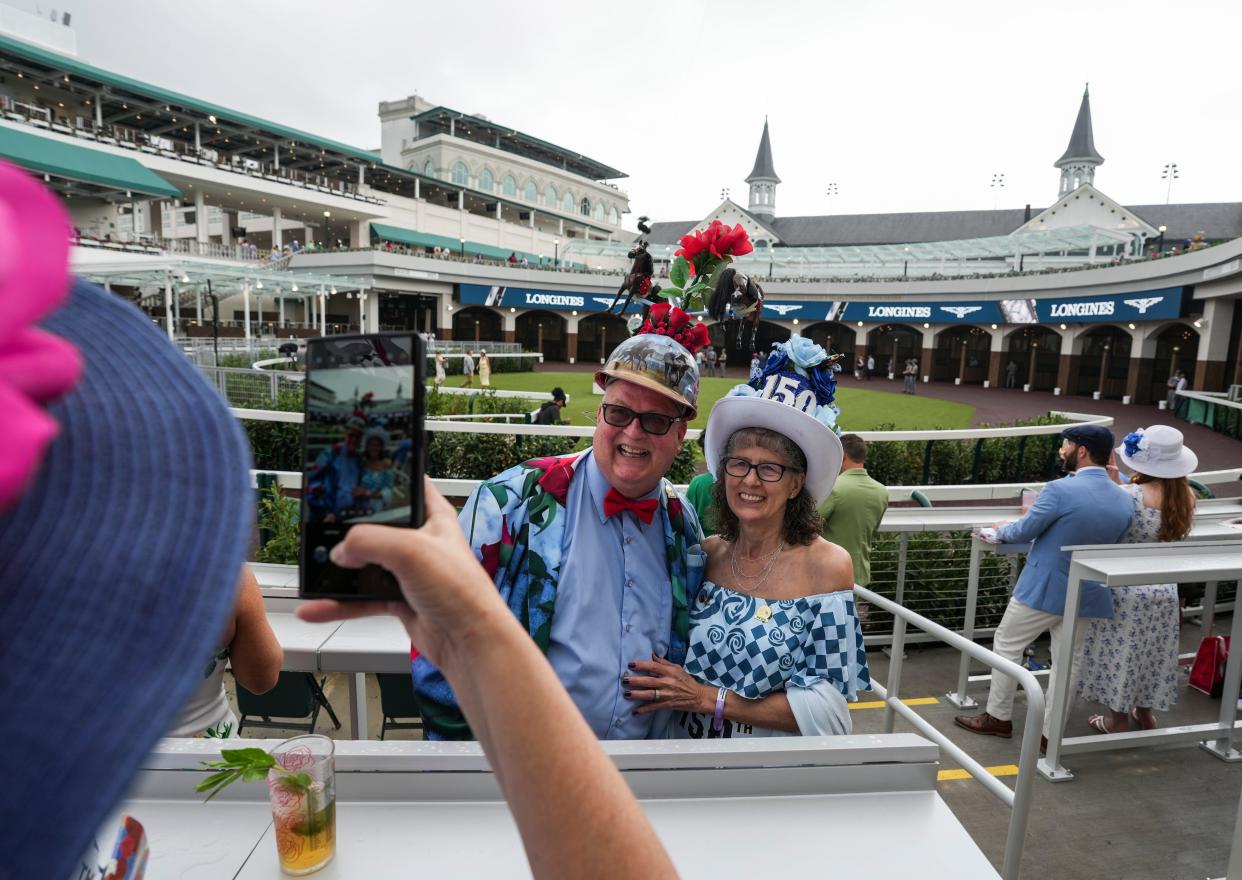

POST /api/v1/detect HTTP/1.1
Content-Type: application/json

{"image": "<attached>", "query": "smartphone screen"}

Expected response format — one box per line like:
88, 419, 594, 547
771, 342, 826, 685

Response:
299, 333, 425, 600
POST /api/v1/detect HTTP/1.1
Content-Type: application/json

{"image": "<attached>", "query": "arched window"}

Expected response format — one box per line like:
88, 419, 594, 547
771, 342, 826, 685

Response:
608, 206, 619, 226
478, 168, 494, 192
594, 201, 605, 221
524, 180, 538, 202
451, 161, 469, 186
545, 184, 558, 208
423, 159, 435, 177
580, 197, 590, 216
502, 175, 517, 197
562, 191, 574, 213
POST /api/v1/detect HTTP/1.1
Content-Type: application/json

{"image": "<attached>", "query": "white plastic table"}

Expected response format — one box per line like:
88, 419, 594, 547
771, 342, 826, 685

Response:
116, 736, 1002, 879
1040, 540, 1242, 782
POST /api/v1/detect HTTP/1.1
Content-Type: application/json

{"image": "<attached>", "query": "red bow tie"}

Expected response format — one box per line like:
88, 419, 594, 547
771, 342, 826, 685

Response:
604, 488, 659, 525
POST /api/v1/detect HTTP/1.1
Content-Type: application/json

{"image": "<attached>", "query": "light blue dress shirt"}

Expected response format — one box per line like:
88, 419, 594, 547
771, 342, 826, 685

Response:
547, 451, 673, 739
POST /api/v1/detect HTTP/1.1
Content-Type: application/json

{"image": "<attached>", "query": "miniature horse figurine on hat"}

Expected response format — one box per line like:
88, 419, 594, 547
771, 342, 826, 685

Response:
708, 267, 765, 349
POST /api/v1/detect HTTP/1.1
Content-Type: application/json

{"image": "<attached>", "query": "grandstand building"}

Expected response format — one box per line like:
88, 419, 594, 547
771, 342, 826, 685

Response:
1, 7, 1240, 406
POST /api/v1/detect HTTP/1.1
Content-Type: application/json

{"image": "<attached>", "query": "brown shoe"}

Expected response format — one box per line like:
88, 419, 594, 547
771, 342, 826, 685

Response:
1040, 736, 1048, 755
953, 712, 1013, 738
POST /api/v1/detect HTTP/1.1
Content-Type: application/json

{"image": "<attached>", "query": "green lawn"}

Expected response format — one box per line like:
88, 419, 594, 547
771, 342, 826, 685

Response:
475, 371, 975, 431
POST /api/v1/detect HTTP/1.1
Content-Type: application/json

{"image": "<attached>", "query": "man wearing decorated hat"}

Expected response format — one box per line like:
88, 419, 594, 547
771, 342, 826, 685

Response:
412, 302, 711, 740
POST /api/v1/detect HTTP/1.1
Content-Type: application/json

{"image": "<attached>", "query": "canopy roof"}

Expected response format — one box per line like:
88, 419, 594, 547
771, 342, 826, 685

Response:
73, 257, 371, 301
411, 106, 625, 181
371, 222, 545, 264
567, 225, 1134, 273
0, 124, 179, 198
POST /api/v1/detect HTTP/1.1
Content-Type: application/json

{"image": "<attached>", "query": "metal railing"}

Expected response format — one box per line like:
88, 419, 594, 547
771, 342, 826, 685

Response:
201, 366, 304, 408
856, 585, 1042, 880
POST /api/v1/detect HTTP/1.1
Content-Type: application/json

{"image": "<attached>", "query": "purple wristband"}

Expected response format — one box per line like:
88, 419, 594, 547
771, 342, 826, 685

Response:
712, 687, 727, 732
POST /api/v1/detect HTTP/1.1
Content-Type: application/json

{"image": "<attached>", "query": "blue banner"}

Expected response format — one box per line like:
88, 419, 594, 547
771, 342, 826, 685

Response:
838, 300, 1004, 324
1028, 288, 1182, 324
457, 283, 645, 314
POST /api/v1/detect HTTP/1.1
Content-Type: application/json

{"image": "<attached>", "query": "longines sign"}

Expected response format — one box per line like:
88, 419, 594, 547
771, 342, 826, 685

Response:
457, 283, 645, 314
1030, 287, 1182, 323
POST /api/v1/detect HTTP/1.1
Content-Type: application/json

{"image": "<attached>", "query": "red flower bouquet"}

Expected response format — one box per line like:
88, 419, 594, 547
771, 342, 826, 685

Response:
661, 220, 754, 313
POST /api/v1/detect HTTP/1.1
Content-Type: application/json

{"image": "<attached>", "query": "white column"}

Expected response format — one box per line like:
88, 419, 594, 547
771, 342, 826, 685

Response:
358, 293, 366, 332
458, 192, 464, 211
196, 290, 203, 325
274, 143, 280, 171
194, 121, 201, 153
364, 293, 379, 333
304, 224, 314, 246
349, 220, 370, 249
93, 94, 102, 128
495, 202, 502, 220
243, 283, 252, 342
164, 279, 174, 340
413, 178, 420, 200
272, 206, 283, 249
278, 295, 285, 328
194, 189, 208, 246
319, 287, 327, 335
358, 164, 365, 187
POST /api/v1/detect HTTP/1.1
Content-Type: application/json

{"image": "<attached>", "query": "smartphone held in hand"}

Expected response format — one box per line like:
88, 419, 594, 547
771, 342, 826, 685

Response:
299, 333, 425, 600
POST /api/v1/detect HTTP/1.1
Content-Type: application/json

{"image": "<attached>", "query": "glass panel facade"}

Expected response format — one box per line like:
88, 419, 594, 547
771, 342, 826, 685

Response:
562, 191, 574, 213
478, 168, 494, 192
502, 175, 517, 196
608, 206, 619, 226
451, 162, 469, 186
545, 185, 558, 207
524, 180, 538, 202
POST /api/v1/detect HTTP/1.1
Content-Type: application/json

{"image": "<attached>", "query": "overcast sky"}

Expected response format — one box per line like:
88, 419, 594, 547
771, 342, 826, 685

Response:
30, 0, 1242, 230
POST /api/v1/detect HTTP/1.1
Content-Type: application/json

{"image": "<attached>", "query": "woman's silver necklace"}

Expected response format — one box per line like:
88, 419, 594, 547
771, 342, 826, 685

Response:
729, 540, 785, 594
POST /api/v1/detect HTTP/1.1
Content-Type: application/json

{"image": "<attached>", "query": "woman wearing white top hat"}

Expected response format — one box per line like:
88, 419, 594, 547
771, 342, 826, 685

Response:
623, 337, 871, 738
1076, 425, 1198, 733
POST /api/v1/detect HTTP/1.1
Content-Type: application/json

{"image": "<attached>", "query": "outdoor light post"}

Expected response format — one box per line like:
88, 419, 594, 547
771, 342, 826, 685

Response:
903, 246, 910, 278
459, 237, 465, 258
1161, 163, 1179, 205
554, 237, 560, 268
205, 278, 220, 365
1157, 224, 1167, 253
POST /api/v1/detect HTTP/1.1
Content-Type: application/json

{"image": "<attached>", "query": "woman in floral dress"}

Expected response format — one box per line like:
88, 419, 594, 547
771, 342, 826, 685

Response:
1075, 425, 1198, 733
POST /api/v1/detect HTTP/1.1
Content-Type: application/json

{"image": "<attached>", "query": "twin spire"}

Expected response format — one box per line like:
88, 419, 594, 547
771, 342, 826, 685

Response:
742, 86, 1100, 214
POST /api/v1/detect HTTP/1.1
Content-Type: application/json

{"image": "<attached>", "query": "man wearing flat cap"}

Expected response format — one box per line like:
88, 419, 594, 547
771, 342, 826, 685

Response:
955, 423, 1132, 750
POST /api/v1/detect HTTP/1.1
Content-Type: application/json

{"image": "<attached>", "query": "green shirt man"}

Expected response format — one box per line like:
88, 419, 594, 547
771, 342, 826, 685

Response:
819, 434, 889, 586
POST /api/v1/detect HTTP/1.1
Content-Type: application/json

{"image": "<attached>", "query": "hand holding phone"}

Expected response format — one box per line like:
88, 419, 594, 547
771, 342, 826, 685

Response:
300, 333, 425, 600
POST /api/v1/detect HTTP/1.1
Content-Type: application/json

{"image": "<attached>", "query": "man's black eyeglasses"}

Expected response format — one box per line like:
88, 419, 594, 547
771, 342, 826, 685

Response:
599, 403, 684, 436
722, 457, 799, 482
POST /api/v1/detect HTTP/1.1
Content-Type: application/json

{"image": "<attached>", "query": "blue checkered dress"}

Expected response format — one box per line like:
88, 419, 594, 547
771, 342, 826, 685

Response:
684, 581, 871, 703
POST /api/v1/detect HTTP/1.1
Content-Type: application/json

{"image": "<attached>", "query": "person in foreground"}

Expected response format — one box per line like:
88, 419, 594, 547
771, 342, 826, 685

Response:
412, 301, 710, 739
625, 338, 871, 737
1, 161, 254, 878
298, 481, 678, 879
954, 424, 1133, 749
1075, 426, 1197, 733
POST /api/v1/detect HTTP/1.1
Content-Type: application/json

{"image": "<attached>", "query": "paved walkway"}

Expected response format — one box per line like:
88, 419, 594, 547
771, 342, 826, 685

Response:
538, 361, 1242, 496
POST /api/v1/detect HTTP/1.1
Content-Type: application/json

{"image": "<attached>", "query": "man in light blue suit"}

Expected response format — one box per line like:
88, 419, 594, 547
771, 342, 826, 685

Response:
955, 424, 1133, 748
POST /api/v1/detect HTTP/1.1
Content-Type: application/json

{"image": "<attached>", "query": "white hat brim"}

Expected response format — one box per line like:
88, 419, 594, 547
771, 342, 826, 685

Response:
704, 395, 843, 505
1114, 444, 1199, 480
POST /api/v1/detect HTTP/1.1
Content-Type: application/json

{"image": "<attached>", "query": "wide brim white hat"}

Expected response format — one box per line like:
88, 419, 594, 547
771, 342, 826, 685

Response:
704, 394, 843, 505
1114, 425, 1198, 480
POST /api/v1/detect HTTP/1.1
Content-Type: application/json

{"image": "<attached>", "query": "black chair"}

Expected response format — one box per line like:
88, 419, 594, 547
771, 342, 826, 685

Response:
237, 672, 341, 735
377, 673, 423, 740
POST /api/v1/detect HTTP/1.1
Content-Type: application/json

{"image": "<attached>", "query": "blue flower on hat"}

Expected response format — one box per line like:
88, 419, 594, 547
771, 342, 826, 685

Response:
1123, 430, 1144, 458
786, 336, 828, 370
735, 338, 841, 433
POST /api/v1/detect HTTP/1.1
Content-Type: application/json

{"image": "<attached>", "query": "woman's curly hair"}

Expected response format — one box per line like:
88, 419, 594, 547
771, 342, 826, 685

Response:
712, 427, 821, 546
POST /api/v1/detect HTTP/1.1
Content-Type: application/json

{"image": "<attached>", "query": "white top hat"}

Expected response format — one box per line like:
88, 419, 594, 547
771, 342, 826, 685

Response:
1115, 425, 1198, 480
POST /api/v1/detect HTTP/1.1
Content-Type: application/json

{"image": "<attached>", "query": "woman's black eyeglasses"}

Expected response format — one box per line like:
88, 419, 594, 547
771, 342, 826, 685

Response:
599, 403, 684, 436
722, 457, 799, 482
